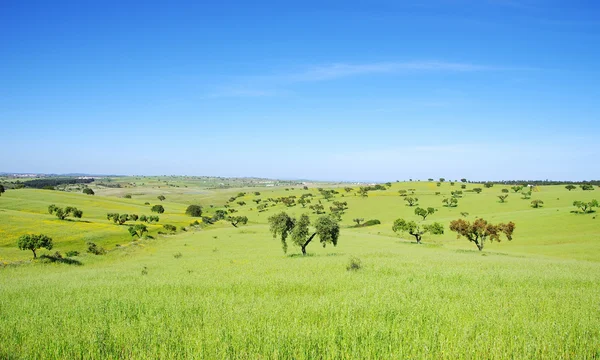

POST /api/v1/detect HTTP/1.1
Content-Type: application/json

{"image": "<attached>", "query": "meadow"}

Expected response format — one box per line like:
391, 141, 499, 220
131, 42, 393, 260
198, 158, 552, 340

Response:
1, 178, 599, 358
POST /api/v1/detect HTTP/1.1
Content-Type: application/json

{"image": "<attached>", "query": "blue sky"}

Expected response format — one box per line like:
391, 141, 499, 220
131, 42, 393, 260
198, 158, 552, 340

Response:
1, 0, 599, 181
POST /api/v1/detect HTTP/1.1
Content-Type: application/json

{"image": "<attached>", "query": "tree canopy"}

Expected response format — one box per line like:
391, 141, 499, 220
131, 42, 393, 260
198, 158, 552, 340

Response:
185, 205, 203, 217
268, 212, 340, 255
449, 218, 515, 251
48, 204, 83, 220
17, 234, 53, 258
151, 205, 165, 214
392, 219, 444, 244
414, 207, 437, 220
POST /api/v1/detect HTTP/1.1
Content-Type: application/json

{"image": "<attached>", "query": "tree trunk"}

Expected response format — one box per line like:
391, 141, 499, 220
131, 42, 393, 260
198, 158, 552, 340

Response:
231, 222, 238, 227
32, 249, 37, 259
301, 232, 317, 255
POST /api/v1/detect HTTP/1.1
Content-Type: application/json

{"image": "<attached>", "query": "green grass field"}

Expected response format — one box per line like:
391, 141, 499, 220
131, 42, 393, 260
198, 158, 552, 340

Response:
1, 179, 599, 358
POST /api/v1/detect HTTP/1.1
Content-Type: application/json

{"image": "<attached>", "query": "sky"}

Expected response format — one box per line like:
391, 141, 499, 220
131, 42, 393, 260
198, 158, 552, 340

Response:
1, 0, 599, 182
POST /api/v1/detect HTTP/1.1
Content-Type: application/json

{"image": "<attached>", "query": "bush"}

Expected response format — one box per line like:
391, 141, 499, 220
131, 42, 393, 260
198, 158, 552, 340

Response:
346, 256, 362, 271
151, 205, 165, 214
83, 188, 95, 195
185, 205, 203, 217
124, 194, 132, 199
173, 252, 182, 259
163, 224, 177, 233
86, 242, 106, 255
361, 219, 381, 227
65, 250, 79, 257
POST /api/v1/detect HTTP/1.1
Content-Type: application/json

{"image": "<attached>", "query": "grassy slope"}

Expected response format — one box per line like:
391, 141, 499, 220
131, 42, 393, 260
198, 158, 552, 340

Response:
1, 180, 599, 358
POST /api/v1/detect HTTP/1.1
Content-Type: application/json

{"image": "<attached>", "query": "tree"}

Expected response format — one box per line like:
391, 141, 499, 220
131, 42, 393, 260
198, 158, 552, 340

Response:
565, 185, 576, 191
212, 209, 227, 221
580, 184, 595, 191
163, 224, 177, 233
439, 178, 445, 182
185, 205, 203, 217
404, 197, 418, 206
129, 214, 139, 221
497, 194, 509, 203
385, 182, 392, 188
473, 188, 482, 194
449, 218, 515, 251
17, 234, 53, 259
460, 178, 467, 183
511, 186, 523, 193
501, 188, 509, 193
309, 203, 325, 214
442, 197, 458, 207
0, 184, 5, 196
521, 190, 532, 199
573, 199, 599, 214
48, 204, 82, 220
157, 195, 166, 201
82, 188, 94, 195
269, 212, 340, 255
298, 198, 307, 207
414, 207, 437, 220
353, 218, 364, 226
344, 187, 353, 193
358, 187, 369, 198
151, 205, 165, 214
128, 224, 148, 238
451, 190, 463, 198
531, 200, 544, 208
484, 183, 494, 188
268, 212, 295, 253
139, 215, 147, 222
398, 190, 407, 197
237, 201, 246, 206
392, 219, 444, 244
461, 184, 467, 189
228, 215, 248, 227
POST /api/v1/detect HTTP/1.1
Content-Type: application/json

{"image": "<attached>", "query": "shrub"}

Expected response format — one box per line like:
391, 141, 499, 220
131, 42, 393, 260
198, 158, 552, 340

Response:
124, 194, 132, 199
65, 250, 79, 257
163, 224, 177, 233
346, 256, 362, 271
173, 252, 182, 259
83, 188, 95, 195
186, 205, 203, 217
361, 219, 381, 227
86, 242, 106, 255
151, 205, 165, 213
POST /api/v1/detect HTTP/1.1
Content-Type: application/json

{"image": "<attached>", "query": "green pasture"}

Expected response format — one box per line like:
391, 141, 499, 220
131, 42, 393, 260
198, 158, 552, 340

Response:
0, 179, 599, 358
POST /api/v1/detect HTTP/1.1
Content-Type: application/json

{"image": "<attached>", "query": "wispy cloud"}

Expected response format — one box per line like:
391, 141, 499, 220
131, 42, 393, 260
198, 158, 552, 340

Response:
207, 60, 496, 98
270, 61, 493, 82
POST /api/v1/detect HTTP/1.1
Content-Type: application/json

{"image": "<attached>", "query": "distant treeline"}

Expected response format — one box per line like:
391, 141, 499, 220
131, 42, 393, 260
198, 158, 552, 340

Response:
20, 178, 94, 189
478, 180, 600, 186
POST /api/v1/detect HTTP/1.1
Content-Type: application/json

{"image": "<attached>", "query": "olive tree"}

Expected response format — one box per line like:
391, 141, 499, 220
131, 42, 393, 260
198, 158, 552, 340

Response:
404, 197, 418, 206
185, 205, 203, 217
151, 204, 165, 213
449, 218, 515, 251
531, 200, 544, 208
228, 215, 248, 227
17, 234, 53, 258
392, 219, 444, 244
573, 199, 599, 214
48, 204, 83, 220
268, 212, 340, 255
414, 207, 437, 220
128, 224, 148, 238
